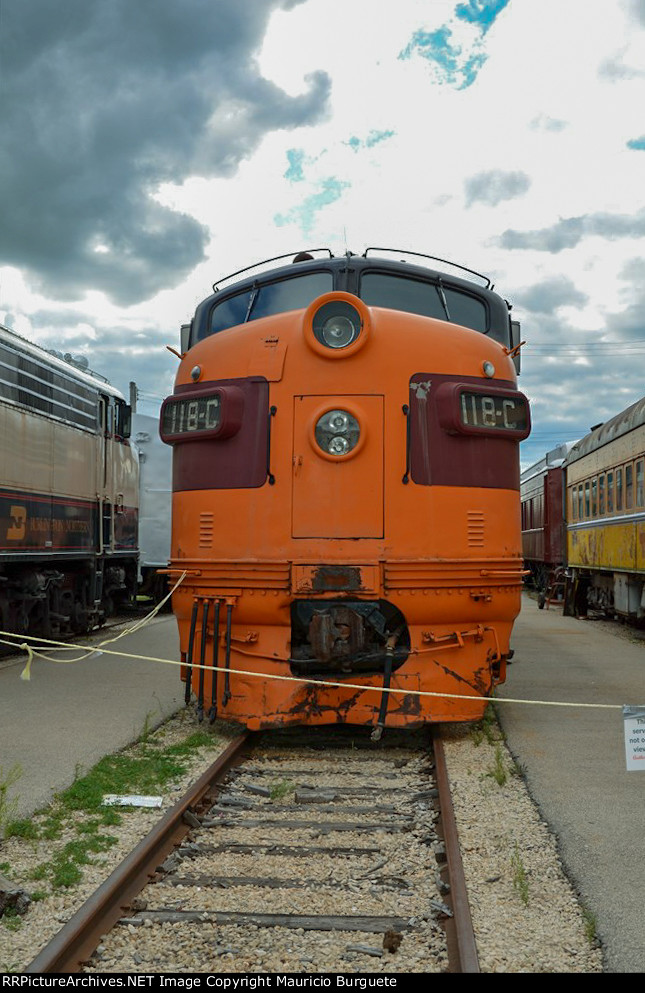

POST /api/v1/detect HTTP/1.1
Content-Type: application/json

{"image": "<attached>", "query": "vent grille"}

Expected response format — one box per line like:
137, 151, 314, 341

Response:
199, 513, 214, 548
467, 511, 485, 548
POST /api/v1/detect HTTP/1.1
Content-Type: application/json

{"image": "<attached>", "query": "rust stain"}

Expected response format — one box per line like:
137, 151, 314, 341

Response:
312, 565, 363, 592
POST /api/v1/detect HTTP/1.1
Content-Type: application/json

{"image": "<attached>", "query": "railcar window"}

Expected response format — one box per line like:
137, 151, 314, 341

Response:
571, 486, 578, 520
0, 343, 97, 430
617, 468, 623, 510
599, 475, 605, 515
626, 464, 633, 509
578, 485, 584, 520
208, 272, 333, 337
591, 478, 597, 516
607, 471, 614, 513
636, 459, 643, 507
584, 481, 590, 518
360, 273, 490, 337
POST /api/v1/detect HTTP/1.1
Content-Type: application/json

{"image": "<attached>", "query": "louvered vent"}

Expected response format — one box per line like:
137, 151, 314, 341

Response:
467, 511, 485, 548
199, 512, 214, 548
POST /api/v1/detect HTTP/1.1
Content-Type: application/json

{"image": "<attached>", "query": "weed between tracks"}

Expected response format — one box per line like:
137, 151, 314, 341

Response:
0, 716, 224, 922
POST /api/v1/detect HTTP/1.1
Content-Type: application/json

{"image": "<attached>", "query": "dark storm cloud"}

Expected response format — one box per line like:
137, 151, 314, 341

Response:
464, 169, 531, 207
0, 0, 330, 305
630, 0, 645, 26
498, 208, 645, 252
512, 276, 588, 314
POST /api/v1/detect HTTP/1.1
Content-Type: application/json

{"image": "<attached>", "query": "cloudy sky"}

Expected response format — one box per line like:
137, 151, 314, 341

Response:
2, 0, 645, 468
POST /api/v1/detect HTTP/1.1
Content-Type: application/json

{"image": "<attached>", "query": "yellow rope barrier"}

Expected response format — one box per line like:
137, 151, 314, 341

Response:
0, 624, 623, 711
0, 566, 626, 711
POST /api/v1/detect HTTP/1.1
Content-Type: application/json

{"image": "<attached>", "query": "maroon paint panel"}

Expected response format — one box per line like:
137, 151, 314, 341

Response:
171, 377, 270, 491
114, 507, 139, 550
0, 489, 96, 552
545, 467, 566, 564
410, 373, 523, 490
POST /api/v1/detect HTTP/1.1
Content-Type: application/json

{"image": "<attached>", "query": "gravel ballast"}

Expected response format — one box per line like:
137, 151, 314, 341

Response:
0, 711, 603, 973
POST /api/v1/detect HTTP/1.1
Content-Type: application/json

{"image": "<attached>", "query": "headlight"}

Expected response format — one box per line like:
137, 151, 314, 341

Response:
312, 301, 362, 349
315, 409, 360, 455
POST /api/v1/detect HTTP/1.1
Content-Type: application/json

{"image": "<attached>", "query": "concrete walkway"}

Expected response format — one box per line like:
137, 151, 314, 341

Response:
499, 595, 645, 973
0, 616, 183, 818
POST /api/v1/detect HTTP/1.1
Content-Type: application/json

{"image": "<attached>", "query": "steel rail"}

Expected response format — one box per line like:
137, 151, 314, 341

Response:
26, 732, 252, 974
432, 727, 480, 973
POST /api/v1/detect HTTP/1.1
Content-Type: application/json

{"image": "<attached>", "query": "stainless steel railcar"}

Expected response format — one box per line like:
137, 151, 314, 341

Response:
0, 324, 139, 636
131, 412, 172, 603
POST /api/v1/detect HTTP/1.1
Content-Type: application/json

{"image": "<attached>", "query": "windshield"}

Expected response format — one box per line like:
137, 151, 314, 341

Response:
360, 272, 489, 335
209, 271, 333, 337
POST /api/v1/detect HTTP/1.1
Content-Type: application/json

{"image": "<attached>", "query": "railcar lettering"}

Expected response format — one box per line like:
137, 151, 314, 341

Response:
6, 505, 26, 539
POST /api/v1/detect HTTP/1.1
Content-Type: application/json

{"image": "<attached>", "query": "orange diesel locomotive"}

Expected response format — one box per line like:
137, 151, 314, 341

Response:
161, 249, 530, 733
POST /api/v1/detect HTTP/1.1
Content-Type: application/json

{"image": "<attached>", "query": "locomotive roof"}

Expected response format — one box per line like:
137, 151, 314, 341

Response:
191, 248, 513, 347
211, 248, 495, 293
564, 394, 645, 465
0, 322, 125, 400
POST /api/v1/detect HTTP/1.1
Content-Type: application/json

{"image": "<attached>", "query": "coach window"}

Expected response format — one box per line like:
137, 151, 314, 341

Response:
625, 463, 633, 508
591, 478, 597, 517
578, 485, 584, 520
584, 481, 590, 518
607, 471, 614, 514
571, 486, 578, 520
637, 460, 644, 506
599, 475, 605, 516
617, 468, 623, 510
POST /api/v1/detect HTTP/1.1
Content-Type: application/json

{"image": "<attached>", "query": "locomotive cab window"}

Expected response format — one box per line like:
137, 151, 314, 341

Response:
360, 273, 489, 336
208, 272, 333, 338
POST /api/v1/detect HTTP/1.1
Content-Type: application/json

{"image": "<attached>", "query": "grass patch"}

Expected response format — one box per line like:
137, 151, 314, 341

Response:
3, 719, 220, 892
0, 764, 22, 835
1, 908, 22, 932
485, 745, 508, 787
269, 779, 296, 802
470, 704, 501, 747
581, 903, 597, 944
511, 844, 530, 906
4, 818, 39, 841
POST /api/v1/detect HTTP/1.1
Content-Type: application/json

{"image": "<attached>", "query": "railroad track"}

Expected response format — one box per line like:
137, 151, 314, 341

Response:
27, 728, 478, 974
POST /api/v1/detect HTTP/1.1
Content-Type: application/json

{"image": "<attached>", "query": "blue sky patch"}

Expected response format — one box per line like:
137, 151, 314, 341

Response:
455, 0, 511, 34
399, 0, 510, 88
284, 149, 306, 182
345, 129, 395, 152
274, 177, 350, 235
627, 136, 645, 150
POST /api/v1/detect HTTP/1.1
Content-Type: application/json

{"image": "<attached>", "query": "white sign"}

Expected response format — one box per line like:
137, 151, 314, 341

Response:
103, 794, 163, 807
623, 706, 645, 771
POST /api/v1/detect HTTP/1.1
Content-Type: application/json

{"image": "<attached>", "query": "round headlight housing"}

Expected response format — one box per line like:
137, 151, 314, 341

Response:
315, 409, 360, 456
312, 301, 362, 350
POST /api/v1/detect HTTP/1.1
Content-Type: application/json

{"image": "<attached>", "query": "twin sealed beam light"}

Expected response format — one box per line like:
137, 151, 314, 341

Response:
314, 409, 361, 456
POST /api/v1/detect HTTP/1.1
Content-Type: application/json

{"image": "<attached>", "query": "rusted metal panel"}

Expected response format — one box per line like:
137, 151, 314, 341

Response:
292, 563, 379, 594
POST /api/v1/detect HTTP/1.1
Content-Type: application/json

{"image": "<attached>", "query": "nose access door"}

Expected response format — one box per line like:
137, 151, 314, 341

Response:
292, 395, 384, 538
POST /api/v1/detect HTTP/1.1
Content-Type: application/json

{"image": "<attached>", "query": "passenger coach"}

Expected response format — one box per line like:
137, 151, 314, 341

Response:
0, 324, 138, 636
